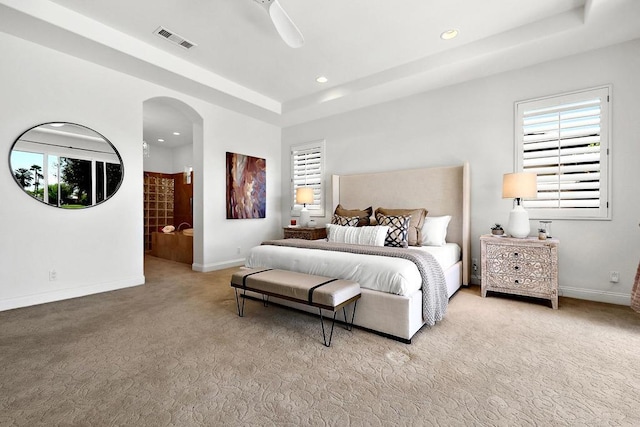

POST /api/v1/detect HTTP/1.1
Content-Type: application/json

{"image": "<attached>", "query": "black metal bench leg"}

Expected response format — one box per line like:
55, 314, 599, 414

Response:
342, 301, 358, 331
234, 287, 246, 317
319, 309, 338, 347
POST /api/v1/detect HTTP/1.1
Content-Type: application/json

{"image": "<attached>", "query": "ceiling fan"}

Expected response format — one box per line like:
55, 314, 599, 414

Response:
253, 0, 304, 48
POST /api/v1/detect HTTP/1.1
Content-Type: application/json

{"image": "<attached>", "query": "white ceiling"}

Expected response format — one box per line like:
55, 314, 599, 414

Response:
1, 0, 639, 140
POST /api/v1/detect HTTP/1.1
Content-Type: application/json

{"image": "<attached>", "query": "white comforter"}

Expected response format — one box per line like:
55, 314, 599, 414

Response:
245, 243, 460, 296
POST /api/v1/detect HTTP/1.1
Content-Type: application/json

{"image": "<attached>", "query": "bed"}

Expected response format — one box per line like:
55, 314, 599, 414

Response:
245, 162, 470, 342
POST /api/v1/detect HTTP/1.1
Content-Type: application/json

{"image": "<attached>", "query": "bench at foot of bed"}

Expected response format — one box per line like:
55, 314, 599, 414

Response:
230, 268, 361, 347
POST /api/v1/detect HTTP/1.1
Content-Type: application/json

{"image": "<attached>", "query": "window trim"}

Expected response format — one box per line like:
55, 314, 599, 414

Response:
514, 85, 611, 220
290, 139, 325, 217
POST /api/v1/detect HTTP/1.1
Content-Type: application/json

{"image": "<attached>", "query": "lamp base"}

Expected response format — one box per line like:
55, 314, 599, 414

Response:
507, 205, 531, 238
299, 208, 310, 227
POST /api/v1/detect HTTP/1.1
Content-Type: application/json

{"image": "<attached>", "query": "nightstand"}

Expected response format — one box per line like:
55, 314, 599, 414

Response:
283, 226, 327, 240
480, 234, 559, 309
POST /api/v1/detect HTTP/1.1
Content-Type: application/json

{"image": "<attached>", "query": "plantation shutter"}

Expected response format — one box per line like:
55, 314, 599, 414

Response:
291, 140, 325, 215
515, 86, 610, 219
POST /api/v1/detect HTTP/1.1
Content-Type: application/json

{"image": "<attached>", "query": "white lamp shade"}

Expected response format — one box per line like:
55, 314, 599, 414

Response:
502, 172, 537, 199
296, 187, 314, 205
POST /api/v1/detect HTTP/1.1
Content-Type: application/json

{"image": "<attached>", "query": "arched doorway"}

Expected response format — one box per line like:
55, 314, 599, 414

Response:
142, 97, 203, 269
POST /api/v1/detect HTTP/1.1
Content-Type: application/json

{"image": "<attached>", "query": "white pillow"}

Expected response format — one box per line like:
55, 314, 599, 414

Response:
421, 215, 452, 246
326, 224, 389, 247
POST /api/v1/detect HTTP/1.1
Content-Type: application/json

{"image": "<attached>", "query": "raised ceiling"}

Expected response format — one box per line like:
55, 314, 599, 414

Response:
1, 0, 639, 127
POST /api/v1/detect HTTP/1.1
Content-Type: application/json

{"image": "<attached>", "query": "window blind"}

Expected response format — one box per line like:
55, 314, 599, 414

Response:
516, 86, 610, 219
291, 141, 324, 214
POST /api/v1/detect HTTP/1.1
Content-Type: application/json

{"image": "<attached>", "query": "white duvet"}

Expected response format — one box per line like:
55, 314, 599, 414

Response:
245, 243, 460, 296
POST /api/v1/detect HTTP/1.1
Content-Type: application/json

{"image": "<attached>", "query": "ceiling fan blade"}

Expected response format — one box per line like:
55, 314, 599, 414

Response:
267, 0, 304, 48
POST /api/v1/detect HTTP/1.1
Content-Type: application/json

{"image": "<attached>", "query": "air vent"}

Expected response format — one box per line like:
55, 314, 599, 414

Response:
153, 26, 197, 50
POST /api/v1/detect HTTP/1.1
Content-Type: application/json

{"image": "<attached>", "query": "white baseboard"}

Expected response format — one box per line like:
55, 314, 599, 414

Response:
559, 286, 630, 306
0, 275, 145, 312
192, 258, 245, 272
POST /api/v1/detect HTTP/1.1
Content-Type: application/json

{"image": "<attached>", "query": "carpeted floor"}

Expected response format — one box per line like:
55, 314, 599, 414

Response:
1, 255, 639, 426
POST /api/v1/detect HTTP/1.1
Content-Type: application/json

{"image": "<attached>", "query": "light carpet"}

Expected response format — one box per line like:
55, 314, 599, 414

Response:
1, 255, 639, 426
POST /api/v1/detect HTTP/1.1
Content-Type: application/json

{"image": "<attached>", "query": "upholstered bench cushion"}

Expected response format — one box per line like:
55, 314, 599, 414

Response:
231, 268, 360, 309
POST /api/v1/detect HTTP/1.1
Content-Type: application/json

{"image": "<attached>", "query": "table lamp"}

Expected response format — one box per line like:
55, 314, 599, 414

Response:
502, 172, 537, 238
296, 187, 314, 227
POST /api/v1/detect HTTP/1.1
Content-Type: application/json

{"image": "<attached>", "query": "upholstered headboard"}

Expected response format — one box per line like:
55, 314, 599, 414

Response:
331, 162, 470, 285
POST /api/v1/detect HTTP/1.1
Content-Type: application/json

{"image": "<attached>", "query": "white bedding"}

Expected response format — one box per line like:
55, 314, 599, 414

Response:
245, 243, 460, 297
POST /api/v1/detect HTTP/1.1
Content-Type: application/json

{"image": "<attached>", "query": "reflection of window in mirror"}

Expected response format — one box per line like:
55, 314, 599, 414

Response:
106, 163, 121, 197
10, 123, 124, 208
10, 151, 45, 201
60, 157, 92, 208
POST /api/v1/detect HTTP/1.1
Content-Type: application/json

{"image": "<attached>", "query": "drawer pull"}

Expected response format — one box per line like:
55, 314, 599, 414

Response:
514, 266, 520, 271
514, 252, 519, 257
514, 279, 520, 284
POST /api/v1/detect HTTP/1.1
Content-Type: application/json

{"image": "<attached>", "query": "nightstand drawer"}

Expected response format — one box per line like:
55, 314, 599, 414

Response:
486, 244, 550, 263
283, 227, 327, 240
486, 258, 551, 278
485, 273, 553, 294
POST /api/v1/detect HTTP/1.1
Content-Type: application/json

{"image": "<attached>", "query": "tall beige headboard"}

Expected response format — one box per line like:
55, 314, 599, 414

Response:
331, 162, 470, 285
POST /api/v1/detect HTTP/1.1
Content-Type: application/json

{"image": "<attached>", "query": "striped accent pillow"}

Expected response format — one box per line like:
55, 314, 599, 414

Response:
326, 224, 389, 246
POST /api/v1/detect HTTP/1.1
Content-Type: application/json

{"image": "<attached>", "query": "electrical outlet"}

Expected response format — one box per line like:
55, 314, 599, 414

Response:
49, 269, 57, 281
472, 258, 478, 272
609, 271, 620, 283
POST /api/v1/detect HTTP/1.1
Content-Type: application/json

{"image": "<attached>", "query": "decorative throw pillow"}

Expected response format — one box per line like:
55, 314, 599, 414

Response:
330, 214, 360, 227
334, 204, 372, 227
375, 213, 411, 248
421, 215, 452, 246
326, 224, 389, 246
375, 207, 427, 246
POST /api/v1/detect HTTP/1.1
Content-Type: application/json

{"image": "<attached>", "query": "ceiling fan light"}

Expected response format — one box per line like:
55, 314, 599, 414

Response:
440, 29, 459, 40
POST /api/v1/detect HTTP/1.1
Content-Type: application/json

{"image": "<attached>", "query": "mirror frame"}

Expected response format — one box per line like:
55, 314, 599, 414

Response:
9, 122, 125, 208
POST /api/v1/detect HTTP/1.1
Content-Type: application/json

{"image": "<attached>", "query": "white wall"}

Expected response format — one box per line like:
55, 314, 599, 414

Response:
0, 32, 281, 310
193, 104, 282, 271
282, 38, 640, 306
142, 144, 173, 173
143, 142, 193, 174
171, 144, 193, 175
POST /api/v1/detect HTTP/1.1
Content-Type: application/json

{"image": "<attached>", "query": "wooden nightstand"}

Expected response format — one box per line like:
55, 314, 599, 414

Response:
480, 234, 559, 309
283, 226, 327, 240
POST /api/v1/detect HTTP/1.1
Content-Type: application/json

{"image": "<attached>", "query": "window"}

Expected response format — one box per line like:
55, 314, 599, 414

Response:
515, 86, 611, 220
290, 140, 325, 216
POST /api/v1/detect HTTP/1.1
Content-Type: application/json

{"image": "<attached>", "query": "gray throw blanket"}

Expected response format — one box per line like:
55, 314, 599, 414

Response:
261, 239, 448, 326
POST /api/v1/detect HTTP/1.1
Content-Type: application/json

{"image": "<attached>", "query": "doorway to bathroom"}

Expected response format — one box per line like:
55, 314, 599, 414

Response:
142, 97, 200, 266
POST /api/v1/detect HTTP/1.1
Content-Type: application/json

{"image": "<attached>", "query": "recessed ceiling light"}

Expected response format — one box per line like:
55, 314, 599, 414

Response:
158, 138, 165, 142
316, 76, 328, 83
440, 29, 459, 40
173, 132, 180, 136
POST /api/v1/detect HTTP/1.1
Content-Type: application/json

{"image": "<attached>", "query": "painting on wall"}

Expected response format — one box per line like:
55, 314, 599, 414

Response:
226, 152, 266, 219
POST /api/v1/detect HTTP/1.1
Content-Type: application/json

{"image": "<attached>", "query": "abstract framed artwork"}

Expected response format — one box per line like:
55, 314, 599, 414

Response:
226, 152, 266, 219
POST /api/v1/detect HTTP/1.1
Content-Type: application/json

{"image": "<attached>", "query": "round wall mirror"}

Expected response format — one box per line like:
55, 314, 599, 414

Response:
9, 122, 124, 208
